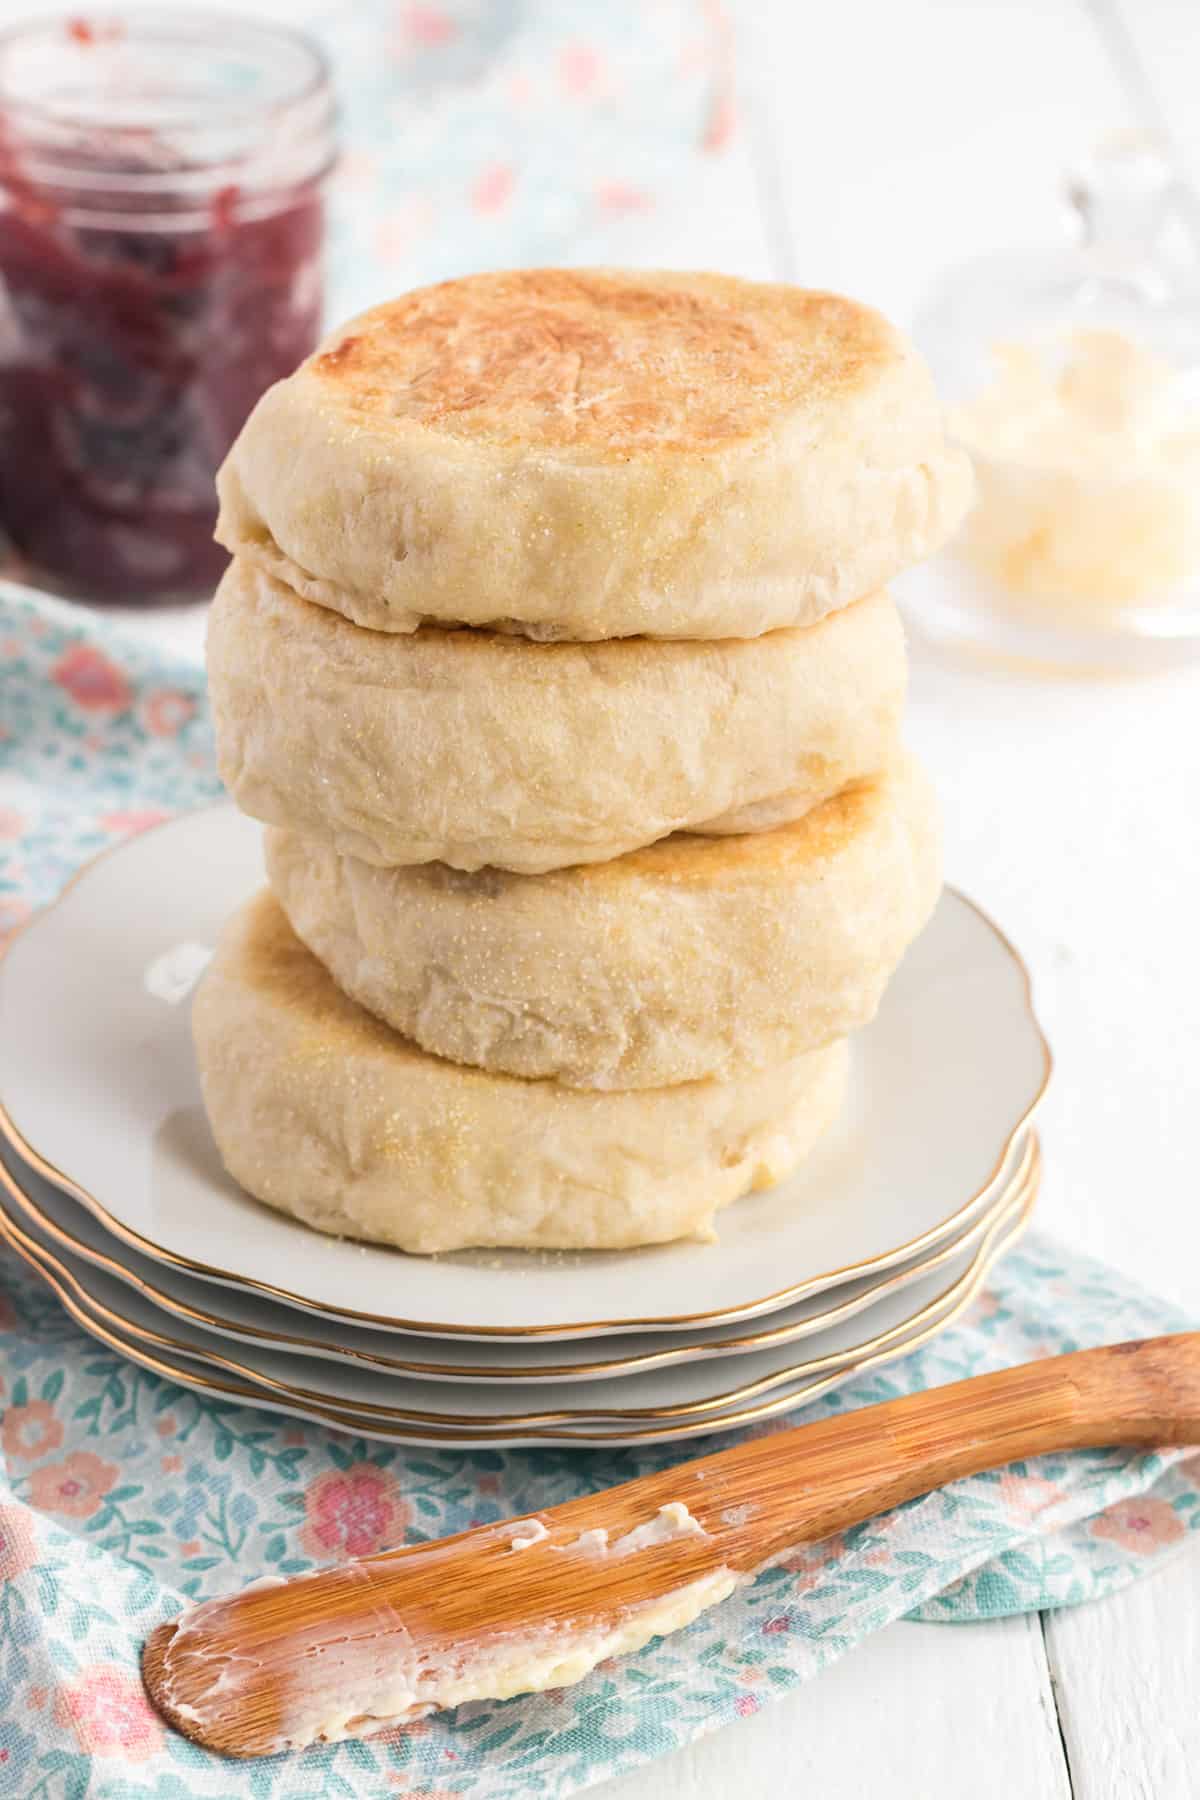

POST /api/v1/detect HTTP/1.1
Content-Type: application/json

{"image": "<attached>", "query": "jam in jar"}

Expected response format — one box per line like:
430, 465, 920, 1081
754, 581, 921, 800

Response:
0, 11, 336, 602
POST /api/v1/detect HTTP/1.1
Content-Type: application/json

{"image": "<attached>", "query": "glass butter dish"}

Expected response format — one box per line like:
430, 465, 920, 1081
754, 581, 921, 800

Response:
905, 135, 1200, 667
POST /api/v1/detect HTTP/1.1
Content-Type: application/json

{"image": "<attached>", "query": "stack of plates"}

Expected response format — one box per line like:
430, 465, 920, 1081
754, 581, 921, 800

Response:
0, 808, 1050, 1447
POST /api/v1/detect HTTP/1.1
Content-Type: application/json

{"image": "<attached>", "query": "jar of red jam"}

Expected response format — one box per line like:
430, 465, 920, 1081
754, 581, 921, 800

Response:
0, 11, 335, 603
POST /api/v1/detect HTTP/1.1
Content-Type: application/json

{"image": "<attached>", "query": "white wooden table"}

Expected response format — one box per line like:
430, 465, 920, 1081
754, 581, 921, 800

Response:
112, 2, 1200, 1792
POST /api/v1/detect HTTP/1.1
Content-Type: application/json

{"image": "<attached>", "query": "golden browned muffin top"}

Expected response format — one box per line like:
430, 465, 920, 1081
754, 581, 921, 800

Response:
310, 268, 899, 456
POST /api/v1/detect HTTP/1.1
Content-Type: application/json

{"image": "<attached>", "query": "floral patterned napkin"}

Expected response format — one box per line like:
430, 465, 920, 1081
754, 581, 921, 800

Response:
1, 581, 1199, 1799
270, 0, 733, 323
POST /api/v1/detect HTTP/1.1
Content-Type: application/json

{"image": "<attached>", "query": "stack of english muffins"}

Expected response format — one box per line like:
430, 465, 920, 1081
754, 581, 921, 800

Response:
195, 270, 971, 1256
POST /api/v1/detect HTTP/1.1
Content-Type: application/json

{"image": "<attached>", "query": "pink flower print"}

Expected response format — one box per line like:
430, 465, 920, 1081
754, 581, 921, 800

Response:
179, 1539, 203, 1557
401, 5, 457, 48
1, 1399, 63, 1461
971, 1287, 1004, 1322
560, 43, 601, 98
0, 1503, 37, 1583
734, 1694, 759, 1716
0, 897, 30, 947
761, 1615, 789, 1635
472, 164, 515, 216
154, 1413, 178, 1438
142, 688, 196, 737
476, 1473, 500, 1495
703, 87, 736, 152
55, 1665, 163, 1761
374, 199, 434, 267
1091, 1495, 1186, 1555
679, 32, 709, 76
998, 1472, 1066, 1521
778, 1531, 845, 1590
0, 806, 24, 839
29, 1451, 118, 1519
52, 645, 132, 714
99, 808, 170, 837
301, 1464, 408, 1559
596, 181, 652, 215
160, 1455, 183, 1475
335, 149, 379, 192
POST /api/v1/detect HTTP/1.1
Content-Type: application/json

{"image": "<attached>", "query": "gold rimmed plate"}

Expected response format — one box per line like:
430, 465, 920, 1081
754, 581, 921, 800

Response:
0, 1126, 1034, 1383
0, 1143, 1038, 1430
0, 806, 1051, 1340
0, 1171, 1036, 1446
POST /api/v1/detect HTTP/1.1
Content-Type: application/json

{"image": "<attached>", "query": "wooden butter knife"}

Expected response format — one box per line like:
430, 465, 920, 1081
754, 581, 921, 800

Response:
143, 1333, 1200, 1758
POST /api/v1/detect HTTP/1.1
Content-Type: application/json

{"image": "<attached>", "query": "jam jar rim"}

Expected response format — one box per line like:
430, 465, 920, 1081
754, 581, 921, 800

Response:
0, 8, 336, 205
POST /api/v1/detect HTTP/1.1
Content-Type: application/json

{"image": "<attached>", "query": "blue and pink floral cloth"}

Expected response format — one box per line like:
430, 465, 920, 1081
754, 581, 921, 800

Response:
2, 590, 1200, 1797
281, 0, 733, 323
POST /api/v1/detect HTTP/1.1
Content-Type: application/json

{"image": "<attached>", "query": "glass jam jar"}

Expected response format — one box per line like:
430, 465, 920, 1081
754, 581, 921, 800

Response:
903, 135, 1200, 669
0, 10, 335, 603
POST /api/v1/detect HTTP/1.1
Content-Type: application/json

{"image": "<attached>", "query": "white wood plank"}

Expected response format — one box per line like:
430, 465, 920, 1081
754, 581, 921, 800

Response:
594, 1617, 1071, 1800
1044, 1538, 1200, 1800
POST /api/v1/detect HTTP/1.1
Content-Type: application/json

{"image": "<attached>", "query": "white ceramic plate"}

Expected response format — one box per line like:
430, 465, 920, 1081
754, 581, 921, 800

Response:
0, 1183, 1035, 1447
0, 806, 1050, 1340
0, 1148, 1037, 1427
0, 1126, 1034, 1382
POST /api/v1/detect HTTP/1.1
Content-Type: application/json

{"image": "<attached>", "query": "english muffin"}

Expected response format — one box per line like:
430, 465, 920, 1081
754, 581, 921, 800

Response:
192, 892, 849, 1253
265, 753, 941, 1091
216, 269, 971, 642
208, 561, 905, 873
